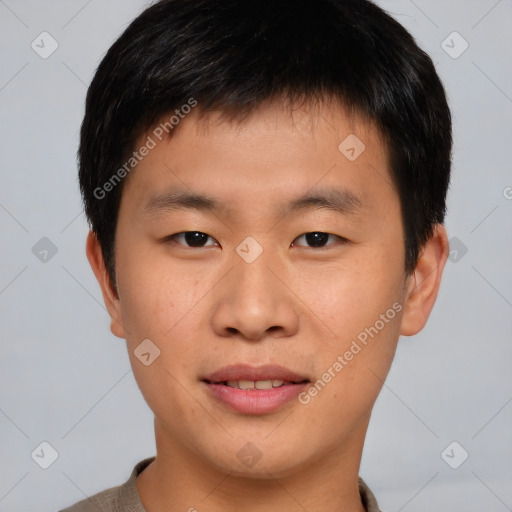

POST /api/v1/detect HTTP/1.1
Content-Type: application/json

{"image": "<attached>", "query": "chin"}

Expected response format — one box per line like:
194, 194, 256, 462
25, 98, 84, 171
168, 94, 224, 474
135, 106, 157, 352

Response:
202, 439, 312, 480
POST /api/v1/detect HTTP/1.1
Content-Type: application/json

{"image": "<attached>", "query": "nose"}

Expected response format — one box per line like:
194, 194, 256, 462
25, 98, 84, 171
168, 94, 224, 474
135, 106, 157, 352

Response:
211, 252, 300, 341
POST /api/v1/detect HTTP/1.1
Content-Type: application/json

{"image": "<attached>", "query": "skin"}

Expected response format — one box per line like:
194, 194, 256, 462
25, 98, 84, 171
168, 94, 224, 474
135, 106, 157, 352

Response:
87, 98, 449, 512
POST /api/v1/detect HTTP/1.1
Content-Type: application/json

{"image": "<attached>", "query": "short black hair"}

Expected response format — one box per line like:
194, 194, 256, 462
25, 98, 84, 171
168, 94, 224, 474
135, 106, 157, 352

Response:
79, 0, 452, 284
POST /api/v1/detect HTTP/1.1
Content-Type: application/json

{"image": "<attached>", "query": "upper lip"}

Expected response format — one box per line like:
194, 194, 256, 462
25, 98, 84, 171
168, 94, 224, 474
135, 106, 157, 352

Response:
203, 364, 310, 383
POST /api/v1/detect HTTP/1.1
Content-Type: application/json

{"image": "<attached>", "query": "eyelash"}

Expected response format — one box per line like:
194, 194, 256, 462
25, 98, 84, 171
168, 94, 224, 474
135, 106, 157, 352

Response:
166, 231, 346, 249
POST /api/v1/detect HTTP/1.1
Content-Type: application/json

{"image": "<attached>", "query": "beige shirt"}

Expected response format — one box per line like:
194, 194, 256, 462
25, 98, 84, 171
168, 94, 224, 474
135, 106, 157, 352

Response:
60, 457, 381, 512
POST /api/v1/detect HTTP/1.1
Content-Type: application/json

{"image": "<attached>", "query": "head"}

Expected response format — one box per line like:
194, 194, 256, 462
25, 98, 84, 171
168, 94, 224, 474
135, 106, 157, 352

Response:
81, 0, 451, 478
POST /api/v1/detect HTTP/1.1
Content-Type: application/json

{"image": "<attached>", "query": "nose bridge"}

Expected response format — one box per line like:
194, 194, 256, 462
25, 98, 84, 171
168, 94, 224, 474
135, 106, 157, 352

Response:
211, 245, 299, 340
234, 251, 277, 307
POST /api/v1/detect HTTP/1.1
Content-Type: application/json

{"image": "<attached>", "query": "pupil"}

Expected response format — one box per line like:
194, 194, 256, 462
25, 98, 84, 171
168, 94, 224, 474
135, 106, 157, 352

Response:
306, 232, 328, 247
185, 232, 208, 247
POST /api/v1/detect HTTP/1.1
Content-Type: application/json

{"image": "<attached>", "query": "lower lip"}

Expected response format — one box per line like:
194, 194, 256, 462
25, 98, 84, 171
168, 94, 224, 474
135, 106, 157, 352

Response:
203, 382, 308, 415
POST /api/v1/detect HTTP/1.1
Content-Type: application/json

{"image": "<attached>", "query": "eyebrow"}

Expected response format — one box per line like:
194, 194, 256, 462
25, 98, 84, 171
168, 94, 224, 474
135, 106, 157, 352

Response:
283, 188, 363, 216
143, 187, 363, 218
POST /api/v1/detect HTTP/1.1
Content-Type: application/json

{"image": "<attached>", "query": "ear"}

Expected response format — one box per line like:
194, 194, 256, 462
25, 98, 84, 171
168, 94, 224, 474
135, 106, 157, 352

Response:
85, 230, 126, 339
400, 224, 449, 336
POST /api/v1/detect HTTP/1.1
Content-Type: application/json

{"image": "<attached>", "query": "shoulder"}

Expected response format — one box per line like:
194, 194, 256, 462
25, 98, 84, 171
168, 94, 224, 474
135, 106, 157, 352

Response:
58, 457, 155, 512
358, 477, 382, 512
59, 486, 120, 512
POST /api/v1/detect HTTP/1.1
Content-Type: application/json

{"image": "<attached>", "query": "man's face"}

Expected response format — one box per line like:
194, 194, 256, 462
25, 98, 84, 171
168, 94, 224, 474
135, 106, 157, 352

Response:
108, 101, 411, 477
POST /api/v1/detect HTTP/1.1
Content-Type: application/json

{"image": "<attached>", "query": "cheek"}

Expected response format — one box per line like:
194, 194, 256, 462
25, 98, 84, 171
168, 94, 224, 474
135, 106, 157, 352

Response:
293, 246, 405, 417
115, 249, 209, 344
295, 252, 404, 342
117, 256, 210, 422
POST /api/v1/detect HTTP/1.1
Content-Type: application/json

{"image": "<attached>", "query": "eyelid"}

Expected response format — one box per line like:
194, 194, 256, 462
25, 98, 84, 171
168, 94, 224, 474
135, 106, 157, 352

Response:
291, 232, 347, 248
164, 231, 347, 249
167, 231, 219, 247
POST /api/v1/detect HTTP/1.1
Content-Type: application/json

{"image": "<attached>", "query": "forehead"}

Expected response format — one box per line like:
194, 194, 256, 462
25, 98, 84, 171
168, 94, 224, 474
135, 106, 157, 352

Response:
121, 98, 397, 219
187, 98, 383, 154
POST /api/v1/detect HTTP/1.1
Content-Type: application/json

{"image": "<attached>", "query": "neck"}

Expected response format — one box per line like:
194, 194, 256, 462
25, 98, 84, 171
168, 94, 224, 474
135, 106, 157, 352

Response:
137, 418, 369, 512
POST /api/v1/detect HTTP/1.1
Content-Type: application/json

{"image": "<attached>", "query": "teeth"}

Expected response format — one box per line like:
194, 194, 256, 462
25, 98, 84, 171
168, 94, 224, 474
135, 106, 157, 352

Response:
238, 380, 255, 390
224, 379, 286, 389
255, 380, 273, 390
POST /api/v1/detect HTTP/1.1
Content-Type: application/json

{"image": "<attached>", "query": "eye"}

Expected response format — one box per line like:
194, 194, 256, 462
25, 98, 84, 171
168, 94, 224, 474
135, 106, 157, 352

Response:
291, 232, 345, 248
168, 231, 219, 248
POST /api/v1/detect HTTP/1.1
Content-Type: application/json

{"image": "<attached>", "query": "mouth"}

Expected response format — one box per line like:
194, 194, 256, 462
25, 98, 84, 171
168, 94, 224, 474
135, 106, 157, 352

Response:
202, 364, 310, 415
203, 379, 308, 389
202, 364, 310, 387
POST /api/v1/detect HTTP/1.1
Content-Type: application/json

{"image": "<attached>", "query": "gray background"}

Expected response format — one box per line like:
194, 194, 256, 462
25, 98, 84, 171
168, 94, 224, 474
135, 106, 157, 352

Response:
0, 0, 511, 510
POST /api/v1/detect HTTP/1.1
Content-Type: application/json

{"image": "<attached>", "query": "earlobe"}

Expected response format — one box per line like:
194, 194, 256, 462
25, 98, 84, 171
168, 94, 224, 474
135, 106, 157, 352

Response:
85, 231, 126, 339
399, 224, 449, 336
